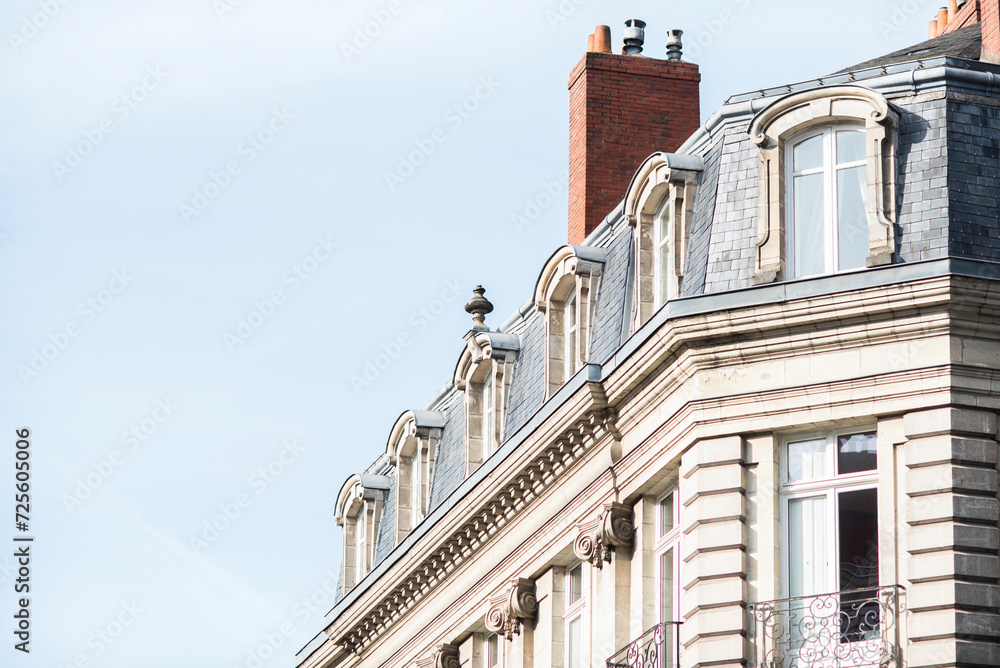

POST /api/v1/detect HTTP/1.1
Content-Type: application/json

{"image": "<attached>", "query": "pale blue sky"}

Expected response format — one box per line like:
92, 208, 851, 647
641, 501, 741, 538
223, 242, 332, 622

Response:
0, 1, 932, 666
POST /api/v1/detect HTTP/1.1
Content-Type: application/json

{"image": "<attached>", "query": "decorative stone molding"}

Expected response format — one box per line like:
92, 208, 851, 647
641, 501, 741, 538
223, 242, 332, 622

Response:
432, 643, 460, 668
331, 408, 618, 656
623, 152, 704, 328
386, 410, 446, 542
572, 502, 634, 569
534, 245, 607, 397
485, 578, 538, 640
747, 85, 899, 284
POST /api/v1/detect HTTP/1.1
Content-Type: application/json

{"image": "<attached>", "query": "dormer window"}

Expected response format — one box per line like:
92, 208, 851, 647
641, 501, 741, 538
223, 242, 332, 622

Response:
624, 152, 703, 328
534, 246, 606, 397
386, 410, 445, 543
483, 370, 496, 457
334, 474, 390, 594
787, 126, 869, 279
749, 85, 898, 284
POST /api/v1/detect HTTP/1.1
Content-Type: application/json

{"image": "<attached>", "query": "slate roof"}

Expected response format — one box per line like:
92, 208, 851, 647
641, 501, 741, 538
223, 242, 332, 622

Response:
340, 25, 1000, 597
838, 23, 983, 73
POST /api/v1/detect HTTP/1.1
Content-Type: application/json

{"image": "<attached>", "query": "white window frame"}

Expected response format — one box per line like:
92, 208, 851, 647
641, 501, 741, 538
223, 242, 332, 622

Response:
483, 370, 496, 458
653, 200, 672, 309
655, 490, 681, 668
565, 562, 588, 668
564, 290, 579, 382
785, 125, 869, 280
486, 631, 501, 668
354, 508, 367, 578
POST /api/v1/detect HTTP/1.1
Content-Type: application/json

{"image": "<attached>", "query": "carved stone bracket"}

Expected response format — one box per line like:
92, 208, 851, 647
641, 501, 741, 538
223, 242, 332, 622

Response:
433, 643, 460, 668
573, 502, 634, 569
485, 578, 538, 640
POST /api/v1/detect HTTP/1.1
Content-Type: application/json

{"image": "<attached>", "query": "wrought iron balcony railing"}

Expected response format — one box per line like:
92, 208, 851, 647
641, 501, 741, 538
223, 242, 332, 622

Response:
750, 585, 905, 668
606, 622, 682, 668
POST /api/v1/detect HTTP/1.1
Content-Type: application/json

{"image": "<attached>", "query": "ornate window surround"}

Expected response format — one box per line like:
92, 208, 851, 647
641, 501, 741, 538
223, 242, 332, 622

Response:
748, 85, 899, 284
454, 330, 520, 477
385, 409, 446, 544
334, 473, 390, 593
624, 152, 704, 329
534, 245, 607, 398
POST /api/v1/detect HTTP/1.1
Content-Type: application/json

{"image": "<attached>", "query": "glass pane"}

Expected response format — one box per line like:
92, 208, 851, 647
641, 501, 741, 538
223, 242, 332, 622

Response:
569, 565, 582, 604
659, 548, 674, 624
659, 245, 671, 305
792, 173, 826, 278
838, 488, 879, 643
787, 438, 829, 482
837, 130, 866, 164
838, 433, 877, 475
788, 495, 829, 598
837, 164, 869, 271
659, 493, 674, 536
568, 617, 582, 668
487, 634, 499, 668
793, 134, 823, 172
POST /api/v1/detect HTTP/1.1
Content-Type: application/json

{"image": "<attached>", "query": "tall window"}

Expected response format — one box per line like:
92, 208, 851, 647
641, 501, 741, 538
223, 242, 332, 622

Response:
483, 371, 495, 457
781, 431, 879, 647
653, 200, 671, 308
564, 291, 578, 381
411, 449, 422, 528
486, 632, 500, 668
355, 510, 367, 578
656, 490, 681, 668
787, 126, 869, 279
565, 564, 586, 668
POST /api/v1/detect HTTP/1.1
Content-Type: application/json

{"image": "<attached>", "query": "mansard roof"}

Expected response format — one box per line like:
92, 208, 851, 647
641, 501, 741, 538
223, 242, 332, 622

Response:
839, 23, 983, 73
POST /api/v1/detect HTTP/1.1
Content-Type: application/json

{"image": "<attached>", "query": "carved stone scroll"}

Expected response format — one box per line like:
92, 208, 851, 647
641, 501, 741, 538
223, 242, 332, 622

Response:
485, 578, 538, 640
573, 502, 634, 569
433, 643, 460, 668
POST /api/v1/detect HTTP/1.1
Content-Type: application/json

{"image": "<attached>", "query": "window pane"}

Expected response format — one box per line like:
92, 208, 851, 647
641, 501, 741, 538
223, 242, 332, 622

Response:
838, 488, 878, 591
569, 565, 582, 604
789, 495, 829, 598
837, 130, 866, 164
837, 164, 869, 271
659, 245, 671, 305
487, 633, 499, 668
659, 494, 674, 536
568, 617, 582, 668
792, 173, 826, 278
838, 432, 877, 474
787, 438, 829, 482
659, 548, 674, 624
793, 134, 823, 172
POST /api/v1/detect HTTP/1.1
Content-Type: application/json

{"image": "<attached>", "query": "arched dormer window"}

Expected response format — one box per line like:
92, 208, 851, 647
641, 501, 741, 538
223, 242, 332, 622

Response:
385, 409, 445, 543
534, 245, 606, 397
748, 85, 898, 284
624, 152, 703, 329
455, 321, 519, 477
335, 474, 389, 595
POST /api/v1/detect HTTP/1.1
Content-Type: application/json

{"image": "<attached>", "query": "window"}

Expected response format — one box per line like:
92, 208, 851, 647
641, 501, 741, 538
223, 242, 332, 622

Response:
787, 127, 869, 279
655, 491, 681, 668
355, 509, 367, 576
486, 633, 500, 668
483, 370, 496, 457
534, 246, 606, 397
623, 152, 702, 327
565, 564, 587, 668
385, 410, 444, 543
749, 86, 898, 284
781, 431, 880, 651
334, 474, 389, 594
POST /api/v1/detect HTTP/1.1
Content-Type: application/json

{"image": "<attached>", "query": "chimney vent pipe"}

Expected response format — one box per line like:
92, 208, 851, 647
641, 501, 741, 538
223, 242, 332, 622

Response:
937, 6, 948, 34
593, 25, 612, 53
587, 33, 595, 52
666, 29, 683, 60
623, 19, 646, 55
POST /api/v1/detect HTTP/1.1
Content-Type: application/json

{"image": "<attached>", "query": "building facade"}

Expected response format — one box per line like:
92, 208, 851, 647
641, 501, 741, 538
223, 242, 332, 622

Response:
297, 6, 1000, 668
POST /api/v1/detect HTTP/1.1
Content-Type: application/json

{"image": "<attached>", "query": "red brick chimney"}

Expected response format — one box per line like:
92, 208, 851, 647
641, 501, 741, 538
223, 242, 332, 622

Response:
567, 22, 700, 245
939, 0, 1000, 63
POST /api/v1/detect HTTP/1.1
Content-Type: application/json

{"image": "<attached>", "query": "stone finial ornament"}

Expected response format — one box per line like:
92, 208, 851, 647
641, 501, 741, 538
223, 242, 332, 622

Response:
464, 285, 494, 331
573, 502, 634, 569
485, 578, 538, 641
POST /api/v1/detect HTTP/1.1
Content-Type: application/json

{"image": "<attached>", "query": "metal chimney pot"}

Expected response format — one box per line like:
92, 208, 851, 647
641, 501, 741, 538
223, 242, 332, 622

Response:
623, 19, 646, 55
666, 29, 683, 60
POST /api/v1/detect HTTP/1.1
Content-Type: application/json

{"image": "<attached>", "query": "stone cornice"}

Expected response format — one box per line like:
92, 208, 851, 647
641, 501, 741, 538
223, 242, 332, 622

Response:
572, 502, 634, 568
328, 408, 616, 656
485, 578, 538, 640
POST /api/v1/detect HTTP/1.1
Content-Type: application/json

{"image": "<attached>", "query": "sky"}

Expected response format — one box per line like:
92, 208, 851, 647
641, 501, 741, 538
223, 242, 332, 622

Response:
0, 1, 936, 666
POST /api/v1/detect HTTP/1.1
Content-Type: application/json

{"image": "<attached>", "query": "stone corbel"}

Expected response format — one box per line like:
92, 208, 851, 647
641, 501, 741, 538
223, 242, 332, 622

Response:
485, 578, 538, 641
573, 502, 634, 569
432, 643, 460, 668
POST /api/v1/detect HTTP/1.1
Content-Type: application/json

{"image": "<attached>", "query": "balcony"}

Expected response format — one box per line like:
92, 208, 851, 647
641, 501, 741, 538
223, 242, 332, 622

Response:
606, 622, 682, 668
749, 585, 905, 668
